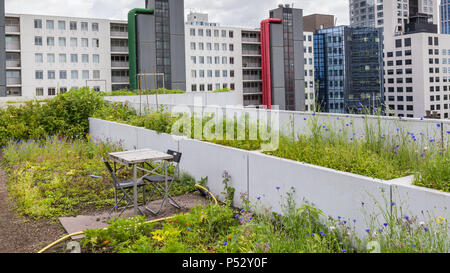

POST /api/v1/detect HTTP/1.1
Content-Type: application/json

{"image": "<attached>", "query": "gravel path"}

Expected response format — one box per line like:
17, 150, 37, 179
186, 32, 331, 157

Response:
0, 161, 65, 253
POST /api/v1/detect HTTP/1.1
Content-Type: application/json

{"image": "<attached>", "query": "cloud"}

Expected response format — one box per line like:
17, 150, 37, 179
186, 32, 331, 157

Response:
5, 0, 350, 26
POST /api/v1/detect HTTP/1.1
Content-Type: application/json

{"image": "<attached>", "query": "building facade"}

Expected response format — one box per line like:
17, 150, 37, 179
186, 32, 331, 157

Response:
185, 13, 243, 94
3, 13, 130, 98
304, 31, 316, 111
314, 26, 384, 113
261, 6, 305, 111
442, 0, 450, 33
303, 14, 335, 32
0, 0, 5, 97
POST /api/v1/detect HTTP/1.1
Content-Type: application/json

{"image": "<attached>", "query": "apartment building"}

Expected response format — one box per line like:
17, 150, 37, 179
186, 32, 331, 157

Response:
3, 13, 129, 98
384, 33, 450, 118
0, 0, 5, 97
304, 31, 315, 111
185, 13, 243, 94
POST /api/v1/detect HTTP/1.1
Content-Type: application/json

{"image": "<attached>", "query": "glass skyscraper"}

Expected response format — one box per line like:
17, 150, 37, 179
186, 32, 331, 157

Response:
314, 26, 384, 114
442, 0, 450, 34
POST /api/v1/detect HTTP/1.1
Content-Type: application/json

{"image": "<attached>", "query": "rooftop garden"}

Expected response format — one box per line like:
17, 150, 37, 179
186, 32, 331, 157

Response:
93, 99, 450, 193
0, 88, 448, 253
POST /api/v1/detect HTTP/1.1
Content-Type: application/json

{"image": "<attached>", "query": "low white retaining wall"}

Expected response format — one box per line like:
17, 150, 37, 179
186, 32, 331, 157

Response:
112, 103, 450, 144
89, 117, 450, 236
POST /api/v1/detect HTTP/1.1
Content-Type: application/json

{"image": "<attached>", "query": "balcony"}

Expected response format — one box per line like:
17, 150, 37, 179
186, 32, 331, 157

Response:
110, 31, 128, 38
5, 25, 20, 33
6, 60, 21, 68
6, 42, 20, 51
110, 46, 128, 53
243, 88, 261, 94
112, 76, 129, 83
243, 75, 262, 81
7, 77, 21, 85
242, 50, 261, 56
242, 37, 260, 43
242, 63, 261, 69
111, 61, 129, 68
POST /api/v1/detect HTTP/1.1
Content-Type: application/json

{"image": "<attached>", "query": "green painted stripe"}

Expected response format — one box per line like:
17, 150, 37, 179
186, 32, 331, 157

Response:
128, 8, 154, 91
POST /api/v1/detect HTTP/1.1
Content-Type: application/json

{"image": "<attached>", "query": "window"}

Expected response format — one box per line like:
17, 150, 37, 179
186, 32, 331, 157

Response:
70, 21, 77, 30
35, 53, 43, 63
81, 38, 88, 47
190, 42, 196, 50
92, 23, 99, 31
70, 54, 78, 63
58, 21, 66, 30
35, 70, 43, 80
82, 70, 89, 79
47, 37, 55, 46
92, 38, 99, 48
191, 84, 197, 92
93, 70, 100, 79
59, 37, 66, 47
93, 54, 100, 63
60, 87, 68, 94
81, 22, 88, 31
48, 70, 55, 79
36, 88, 44, 96
82, 54, 89, 63
71, 70, 78, 79
70, 37, 77, 47
35, 36, 42, 46
190, 28, 195, 36
229, 31, 234, 38
34, 19, 42, 29
46, 20, 54, 30
48, 88, 56, 96
221, 30, 226, 37
47, 54, 55, 63
59, 70, 67, 79
58, 54, 66, 64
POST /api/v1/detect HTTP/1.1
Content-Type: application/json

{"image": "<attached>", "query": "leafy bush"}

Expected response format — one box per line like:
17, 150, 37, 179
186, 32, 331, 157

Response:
0, 88, 104, 147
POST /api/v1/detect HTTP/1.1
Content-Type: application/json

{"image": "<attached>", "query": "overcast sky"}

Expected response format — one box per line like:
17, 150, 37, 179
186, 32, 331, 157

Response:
5, 0, 350, 27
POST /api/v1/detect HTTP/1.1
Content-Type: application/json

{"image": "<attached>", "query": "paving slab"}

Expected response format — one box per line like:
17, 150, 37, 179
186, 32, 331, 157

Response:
59, 193, 210, 240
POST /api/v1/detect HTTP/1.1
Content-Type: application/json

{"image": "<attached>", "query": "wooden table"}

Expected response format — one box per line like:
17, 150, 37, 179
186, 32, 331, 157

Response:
108, 149, 173, 215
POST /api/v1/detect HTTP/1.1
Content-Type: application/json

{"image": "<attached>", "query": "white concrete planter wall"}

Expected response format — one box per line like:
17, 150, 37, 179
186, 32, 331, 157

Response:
107, 101, 449, 144
89, 117, 450, 236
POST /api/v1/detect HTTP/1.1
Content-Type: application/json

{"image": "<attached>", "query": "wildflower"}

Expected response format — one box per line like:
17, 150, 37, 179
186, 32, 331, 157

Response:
383, 223, 388, 227
419, 221, 425, 226
321, 233, 326, 237
342, 249, 347, 253
228, 237, 233, 241
310, 233, 315, 236
365, 229, 370, 233
391, 202, 396, 206
436, 124, 441, 128
235, 214, 239, 219
276, 186, 280, 190
241, 209, 245, 213
447, 131, 450, 134
329, 226, 336, 231
257, 196, 261, 200
361, 202, 365, 206
304, 118, 307, 121
424, 227, 429, 232
223, 242, 228, 246
187, 228, 191, 231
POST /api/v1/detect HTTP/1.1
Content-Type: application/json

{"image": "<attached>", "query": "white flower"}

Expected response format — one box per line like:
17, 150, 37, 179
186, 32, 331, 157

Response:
329, 226, 336, 231
419, 221, 425, 226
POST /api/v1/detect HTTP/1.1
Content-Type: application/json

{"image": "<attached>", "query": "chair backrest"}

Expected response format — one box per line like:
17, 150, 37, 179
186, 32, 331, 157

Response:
101, 157, 120, 189
167, 150, 182, 163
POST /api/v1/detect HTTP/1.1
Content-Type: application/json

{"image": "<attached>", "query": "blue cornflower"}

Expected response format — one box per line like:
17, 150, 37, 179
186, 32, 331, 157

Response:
276, 186, 280, 190
361, 202, 365, 206
257, 196, 261, 200
304, 118, 307, 121
342, 249, 347, 253
310, 233, 315, 236
383, 223, 388, 227
223, 242, 228, 246
447, 131, 450, 134
241, 209, 245, 213
391, 202, 396, 206
321, 233, 326, 237
365, 229, 370, 233
436, 124, 441, 128
187, 228, 191, 231
235, 214, 239, 219
424, 227, 429, 232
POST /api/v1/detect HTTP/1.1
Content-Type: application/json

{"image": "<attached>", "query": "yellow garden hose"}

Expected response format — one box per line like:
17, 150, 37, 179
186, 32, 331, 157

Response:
37, 184, 218, 253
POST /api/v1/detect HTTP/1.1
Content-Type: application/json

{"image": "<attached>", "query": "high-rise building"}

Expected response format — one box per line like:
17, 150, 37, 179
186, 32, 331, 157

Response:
303, 31, 316, 111
261, 5, 305, 111
0, 0, 5, 97
441, 0, 450, 34
130, 0, 186, 91
314, 26, 384, 113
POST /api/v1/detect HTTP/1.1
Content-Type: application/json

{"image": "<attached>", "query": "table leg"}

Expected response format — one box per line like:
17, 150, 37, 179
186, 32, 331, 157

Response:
133, 164, 138, 215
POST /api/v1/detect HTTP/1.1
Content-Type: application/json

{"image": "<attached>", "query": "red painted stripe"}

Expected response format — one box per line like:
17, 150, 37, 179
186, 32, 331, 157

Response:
260, 19, 282, 109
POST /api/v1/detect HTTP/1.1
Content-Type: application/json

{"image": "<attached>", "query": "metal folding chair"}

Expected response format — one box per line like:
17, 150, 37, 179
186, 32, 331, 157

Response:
143, 150, 182, 214
101, 158, 146, 217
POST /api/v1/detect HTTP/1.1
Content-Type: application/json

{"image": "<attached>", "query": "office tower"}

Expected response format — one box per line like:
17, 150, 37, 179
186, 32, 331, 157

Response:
314, 26, 384, 113
0, 0, 5, 97
261, 5, 305, 111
